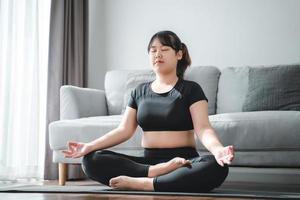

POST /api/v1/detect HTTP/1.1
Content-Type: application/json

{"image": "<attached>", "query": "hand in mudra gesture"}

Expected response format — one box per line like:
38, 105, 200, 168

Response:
214, 145, 234, 167
62, 141, 92, 158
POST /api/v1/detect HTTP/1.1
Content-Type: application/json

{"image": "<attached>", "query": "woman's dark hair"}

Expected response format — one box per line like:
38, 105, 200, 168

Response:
147, 30, 191, 79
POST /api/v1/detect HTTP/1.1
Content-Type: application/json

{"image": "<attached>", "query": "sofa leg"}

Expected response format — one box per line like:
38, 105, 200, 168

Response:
59, 163, 68, 186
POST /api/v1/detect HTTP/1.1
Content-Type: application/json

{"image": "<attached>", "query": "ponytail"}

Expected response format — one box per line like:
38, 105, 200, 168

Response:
177, 42, 191, 79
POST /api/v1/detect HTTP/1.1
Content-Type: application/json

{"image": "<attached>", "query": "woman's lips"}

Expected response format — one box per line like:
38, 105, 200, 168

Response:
155, 60, 164, 64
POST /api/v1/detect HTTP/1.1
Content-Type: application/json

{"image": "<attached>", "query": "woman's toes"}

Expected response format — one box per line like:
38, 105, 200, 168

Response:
109, 176, 121, 187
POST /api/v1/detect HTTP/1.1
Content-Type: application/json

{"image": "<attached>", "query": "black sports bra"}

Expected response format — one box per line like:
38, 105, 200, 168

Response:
127, 78, 208, 131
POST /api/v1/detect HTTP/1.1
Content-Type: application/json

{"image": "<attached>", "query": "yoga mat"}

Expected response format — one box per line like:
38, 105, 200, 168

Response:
1, 183, 300, 199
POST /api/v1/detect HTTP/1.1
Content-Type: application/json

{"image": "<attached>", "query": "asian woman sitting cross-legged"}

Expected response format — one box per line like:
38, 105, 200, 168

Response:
63, 30, 235, 193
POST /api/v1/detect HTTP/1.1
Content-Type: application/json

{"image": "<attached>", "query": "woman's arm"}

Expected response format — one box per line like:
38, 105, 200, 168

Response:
88, 106, 138, 151
63, 107, 138, 158
190, 101, 234, 166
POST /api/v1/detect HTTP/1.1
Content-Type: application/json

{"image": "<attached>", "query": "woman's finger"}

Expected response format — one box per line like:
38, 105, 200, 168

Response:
223, 155, 234, 164
184, 159, 191, 166
224, 160, 232, 165
70, 145, 76, 152
68, 141, 79, 149
220, 154, 232, 160
62, 150, 74, 158
229, 146, 235, 155
70, 142, 81, 151
217, 159, 224, 167
62, 150, 72, 155
68, 141, 78, 146
73, 153, 82, 158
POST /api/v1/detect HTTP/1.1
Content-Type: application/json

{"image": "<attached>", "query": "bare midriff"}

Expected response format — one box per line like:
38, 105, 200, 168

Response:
142, 130, 196, 148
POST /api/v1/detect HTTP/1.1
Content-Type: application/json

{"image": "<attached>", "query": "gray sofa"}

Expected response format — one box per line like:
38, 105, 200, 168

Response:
49, 66, 300, 186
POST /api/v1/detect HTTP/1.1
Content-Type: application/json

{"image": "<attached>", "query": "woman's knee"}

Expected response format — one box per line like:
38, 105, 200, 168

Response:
81, 150, 112, 183
153, 155, 229, 192
82, 151, 97, 176
82, 150, 113, 168
188, 155, 229, 191
201, 156, 229, 190
205, 155, 228, 175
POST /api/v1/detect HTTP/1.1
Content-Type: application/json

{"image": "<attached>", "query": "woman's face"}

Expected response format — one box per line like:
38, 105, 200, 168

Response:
149, 38, 182, 75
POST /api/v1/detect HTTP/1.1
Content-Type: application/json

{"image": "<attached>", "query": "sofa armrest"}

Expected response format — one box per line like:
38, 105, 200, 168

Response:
60, 85, 108, 119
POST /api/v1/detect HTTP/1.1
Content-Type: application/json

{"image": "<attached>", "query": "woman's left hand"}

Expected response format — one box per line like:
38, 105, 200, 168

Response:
213, 145, 234, 167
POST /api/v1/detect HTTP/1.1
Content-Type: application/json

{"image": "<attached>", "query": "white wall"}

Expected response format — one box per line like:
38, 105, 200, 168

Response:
88, 0, 300, 89
87, 0, 106, 89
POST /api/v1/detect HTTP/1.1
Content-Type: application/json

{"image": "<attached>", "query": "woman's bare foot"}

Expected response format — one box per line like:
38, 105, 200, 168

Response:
109, 176, 154, 191
148, 157, 191, 177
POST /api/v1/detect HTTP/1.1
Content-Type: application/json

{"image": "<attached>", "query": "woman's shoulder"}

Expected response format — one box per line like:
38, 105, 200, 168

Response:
180, 79, 206, 95
130, 81, 152, 97
134, 81, 152, 90
180, 79, 203, 89
181, 79, 208, 102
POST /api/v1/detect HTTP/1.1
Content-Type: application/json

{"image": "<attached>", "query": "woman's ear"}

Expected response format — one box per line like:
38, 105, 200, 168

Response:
177, 50, 183, 60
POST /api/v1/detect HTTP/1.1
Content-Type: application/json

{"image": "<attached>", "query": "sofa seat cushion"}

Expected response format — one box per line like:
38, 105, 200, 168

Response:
206, 111, 300, 150
49, 115, 143, 151
196, 111, 300, 167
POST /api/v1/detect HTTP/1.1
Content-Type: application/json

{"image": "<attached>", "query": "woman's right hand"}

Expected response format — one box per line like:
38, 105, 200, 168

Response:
62, 141, 93, 158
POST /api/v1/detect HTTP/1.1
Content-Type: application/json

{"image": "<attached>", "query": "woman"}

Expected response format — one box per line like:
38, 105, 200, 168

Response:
63, 30, 234, 193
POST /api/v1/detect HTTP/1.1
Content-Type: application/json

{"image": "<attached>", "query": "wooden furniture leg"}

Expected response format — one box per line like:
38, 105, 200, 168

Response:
59, 163, 68, 186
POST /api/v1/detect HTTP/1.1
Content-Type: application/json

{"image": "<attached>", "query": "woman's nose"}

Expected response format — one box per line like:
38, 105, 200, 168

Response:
155, 51, 162, 58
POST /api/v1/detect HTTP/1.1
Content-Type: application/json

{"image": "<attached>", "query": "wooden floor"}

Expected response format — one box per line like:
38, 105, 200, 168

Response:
2, 179, 299, 200
0, 193, 250, 200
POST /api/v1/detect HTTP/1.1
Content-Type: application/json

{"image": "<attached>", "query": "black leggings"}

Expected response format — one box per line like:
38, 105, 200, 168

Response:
82, 147, 228, 192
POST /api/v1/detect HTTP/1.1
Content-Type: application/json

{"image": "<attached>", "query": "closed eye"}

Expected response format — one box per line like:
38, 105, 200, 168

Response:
150, 48, 157, 53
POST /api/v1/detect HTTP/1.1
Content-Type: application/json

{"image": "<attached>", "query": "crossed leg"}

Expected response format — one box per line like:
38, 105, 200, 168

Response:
110, 157, 191, 190
82, 150, 228, 192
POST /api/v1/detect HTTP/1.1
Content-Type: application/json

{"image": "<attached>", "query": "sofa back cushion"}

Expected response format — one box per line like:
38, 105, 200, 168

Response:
104, 70, 134, 115
121, 70, 156, 113
105, 66, 220, 115
184, 66, 220, 115
242, 64, 300, 111
217, 67, 250, 113
105, 69, 156, 115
